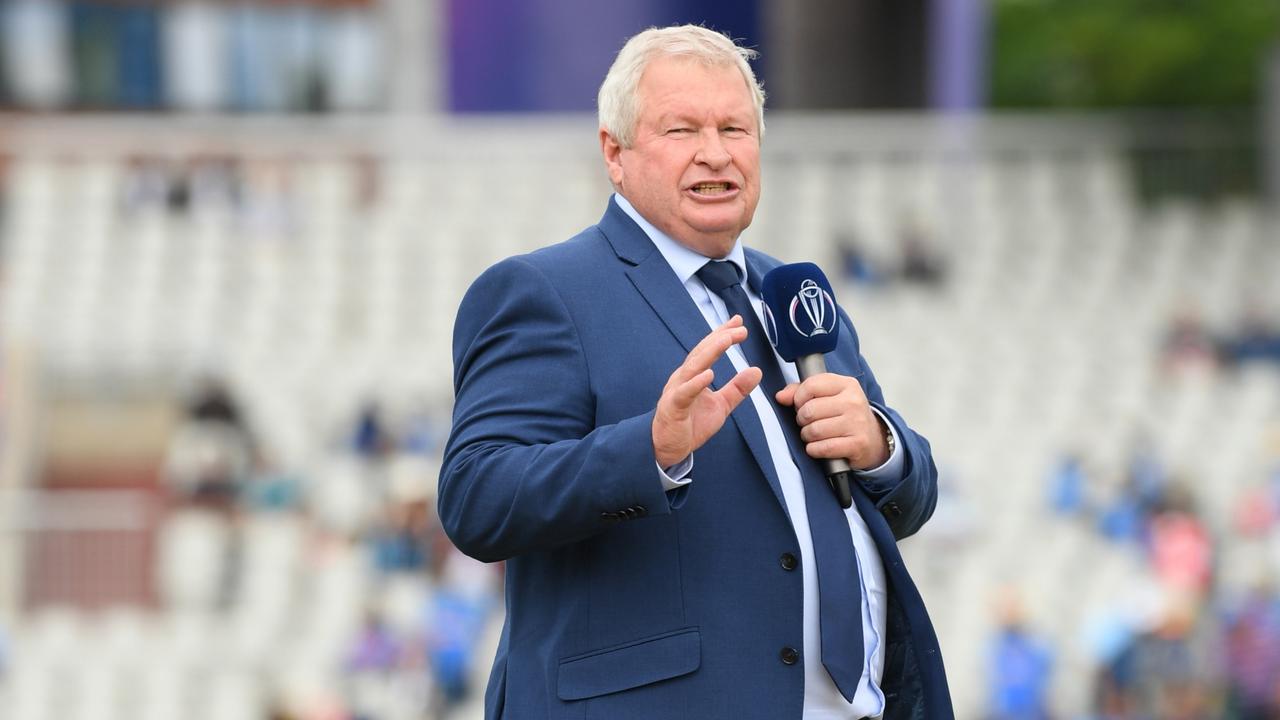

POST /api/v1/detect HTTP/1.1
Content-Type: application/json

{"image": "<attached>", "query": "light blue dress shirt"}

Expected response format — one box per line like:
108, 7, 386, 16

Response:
615, 195, 900, 719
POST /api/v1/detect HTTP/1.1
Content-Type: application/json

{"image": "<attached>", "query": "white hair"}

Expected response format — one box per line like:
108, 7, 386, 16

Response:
598, 25, 766, 148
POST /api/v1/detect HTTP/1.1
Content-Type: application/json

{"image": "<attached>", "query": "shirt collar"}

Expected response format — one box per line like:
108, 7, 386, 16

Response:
614, 193, 748, 286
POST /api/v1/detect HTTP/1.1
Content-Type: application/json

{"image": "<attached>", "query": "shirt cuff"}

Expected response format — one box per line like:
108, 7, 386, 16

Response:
852, 407, 904, 486
657, 455, 694, 492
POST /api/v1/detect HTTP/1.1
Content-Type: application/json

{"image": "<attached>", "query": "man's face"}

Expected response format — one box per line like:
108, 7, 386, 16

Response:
602, 56, 761, 259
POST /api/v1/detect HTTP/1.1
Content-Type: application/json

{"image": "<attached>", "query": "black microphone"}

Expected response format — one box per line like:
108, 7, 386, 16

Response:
759, 263, 854, 509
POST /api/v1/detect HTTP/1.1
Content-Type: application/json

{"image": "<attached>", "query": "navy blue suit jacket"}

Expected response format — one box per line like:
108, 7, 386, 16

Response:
440, 199, 953, 719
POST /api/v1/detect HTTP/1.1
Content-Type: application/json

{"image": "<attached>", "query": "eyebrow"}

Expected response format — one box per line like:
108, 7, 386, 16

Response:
658, 111, 753, 128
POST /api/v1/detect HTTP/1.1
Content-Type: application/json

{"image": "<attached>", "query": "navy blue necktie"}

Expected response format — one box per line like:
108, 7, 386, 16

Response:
695, 260, 865, 702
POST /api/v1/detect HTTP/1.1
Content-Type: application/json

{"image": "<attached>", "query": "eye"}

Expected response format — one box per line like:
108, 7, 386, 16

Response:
722, 126, 747, 136
665, 127, 693, 135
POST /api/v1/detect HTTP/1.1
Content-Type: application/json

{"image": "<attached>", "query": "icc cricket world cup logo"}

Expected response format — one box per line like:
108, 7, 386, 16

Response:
789, 279, 837, 338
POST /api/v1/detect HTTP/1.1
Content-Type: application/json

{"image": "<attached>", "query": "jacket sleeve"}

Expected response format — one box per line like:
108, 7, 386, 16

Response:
438, 257, 675, 563
839, 308, 939, 541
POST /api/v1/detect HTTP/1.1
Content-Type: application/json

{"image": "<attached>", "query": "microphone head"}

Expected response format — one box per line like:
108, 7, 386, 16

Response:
759, 263, 840, 361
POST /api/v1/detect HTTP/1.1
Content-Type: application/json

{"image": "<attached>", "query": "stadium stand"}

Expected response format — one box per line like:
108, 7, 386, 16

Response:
0, 114, 1278, 719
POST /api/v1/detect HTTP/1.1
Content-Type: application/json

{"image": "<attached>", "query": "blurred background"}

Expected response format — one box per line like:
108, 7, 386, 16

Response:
0, 1, 1278, 718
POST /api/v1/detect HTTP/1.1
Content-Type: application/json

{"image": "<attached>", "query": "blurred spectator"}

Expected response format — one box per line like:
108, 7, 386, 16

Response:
1148, 487, 1213, 599
1095, 597, 1216, 720
1125, 432, 1169, 517
242, 462, 305, 512
188, 374, 250, 427
346, 610, 402, 674
352, 400, 394, 460
1234, 482, 1278, 537
1098, 488, 1145, 545
898, 218, 947, 287
835, 229, 887, 286
398, 396, 449, 457
1223, 583, 1280, 719
186, 156, 243, 215
121, 157, 173, 214
1222, 302, 1280, 369
166, 162, 194, 213
426, 549, 499, 710
345, 607, 433, 720
163, 375, 258, 508
1048, 452, 1089, 516
369, 499, 431, 574
121, 156, 244, 218
987, 590, 1054, 720
1160, 306, 1219, 374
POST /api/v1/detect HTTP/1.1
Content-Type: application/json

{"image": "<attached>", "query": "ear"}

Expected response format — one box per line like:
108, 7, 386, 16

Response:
600, 128, 625, 190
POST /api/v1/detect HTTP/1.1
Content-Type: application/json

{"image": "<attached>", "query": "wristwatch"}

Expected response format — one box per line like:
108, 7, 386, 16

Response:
881, 417, 895, 457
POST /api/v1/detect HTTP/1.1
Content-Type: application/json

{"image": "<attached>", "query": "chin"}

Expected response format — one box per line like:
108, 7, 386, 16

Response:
694, 221, 749, 246
685, 211, 748, 234
687, 231, 740, 259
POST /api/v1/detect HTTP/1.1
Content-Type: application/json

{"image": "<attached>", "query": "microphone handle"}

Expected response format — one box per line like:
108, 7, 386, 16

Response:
794, 354, 854, 509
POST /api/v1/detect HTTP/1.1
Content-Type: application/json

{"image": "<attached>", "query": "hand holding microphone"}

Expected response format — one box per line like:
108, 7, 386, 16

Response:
774, 375, 890, 472
761, 263, 889, 508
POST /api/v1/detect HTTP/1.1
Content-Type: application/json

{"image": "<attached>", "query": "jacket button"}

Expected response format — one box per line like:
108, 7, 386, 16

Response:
882, 502, 902, 519
779, 647, 799, 665
779, 553, 798, 571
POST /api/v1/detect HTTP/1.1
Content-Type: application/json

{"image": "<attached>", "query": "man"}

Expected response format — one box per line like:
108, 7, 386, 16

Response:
440, 25, 952, 720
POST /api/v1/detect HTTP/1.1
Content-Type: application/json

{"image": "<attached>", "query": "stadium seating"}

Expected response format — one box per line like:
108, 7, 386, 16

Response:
0, 116, 1277, 718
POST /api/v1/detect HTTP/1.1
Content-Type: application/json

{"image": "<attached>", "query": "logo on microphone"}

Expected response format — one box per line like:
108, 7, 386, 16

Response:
788, 279, 836, 338
762, 301, 779, 347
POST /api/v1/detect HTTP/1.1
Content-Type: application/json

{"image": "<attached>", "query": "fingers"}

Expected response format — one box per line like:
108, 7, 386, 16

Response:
667, 368, 715, 411
803, 435, 862, 462
797, 412, 880, 463
671, 315, 747, 387
802, 424, 885, 467
774, 382, 798, 407
788, 372, 867, 413
715, 366, 762, 412
798, 415, 854, 444
793, 394, 847, 426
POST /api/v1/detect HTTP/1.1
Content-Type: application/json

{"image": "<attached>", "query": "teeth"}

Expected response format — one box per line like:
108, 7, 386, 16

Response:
692, 182, 731, 194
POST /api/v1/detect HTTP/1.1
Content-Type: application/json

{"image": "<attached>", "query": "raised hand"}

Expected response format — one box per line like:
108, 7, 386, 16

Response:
652, 315, 762, 468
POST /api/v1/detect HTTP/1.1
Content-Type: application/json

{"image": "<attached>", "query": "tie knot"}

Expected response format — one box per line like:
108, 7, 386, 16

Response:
695, 260, 742, 293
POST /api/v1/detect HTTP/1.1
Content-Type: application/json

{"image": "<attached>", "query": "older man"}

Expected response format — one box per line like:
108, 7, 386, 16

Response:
440, 25, 952, 720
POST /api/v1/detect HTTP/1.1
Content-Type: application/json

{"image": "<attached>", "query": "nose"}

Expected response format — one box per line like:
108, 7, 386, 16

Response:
694, 129, 731, 169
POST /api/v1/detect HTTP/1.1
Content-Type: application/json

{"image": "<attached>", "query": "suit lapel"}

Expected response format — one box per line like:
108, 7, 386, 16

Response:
742, 251, 773, 295
599, 200, 789, 512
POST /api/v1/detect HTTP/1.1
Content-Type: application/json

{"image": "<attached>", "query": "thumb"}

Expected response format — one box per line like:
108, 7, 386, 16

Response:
774, 382, 799, 407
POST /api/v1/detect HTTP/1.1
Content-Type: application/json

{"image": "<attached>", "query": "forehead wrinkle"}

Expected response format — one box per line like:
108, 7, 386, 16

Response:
636, 58, 756, 128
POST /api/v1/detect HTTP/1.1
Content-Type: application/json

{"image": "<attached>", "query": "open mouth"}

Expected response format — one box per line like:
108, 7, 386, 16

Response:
689, 181, 735, 196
